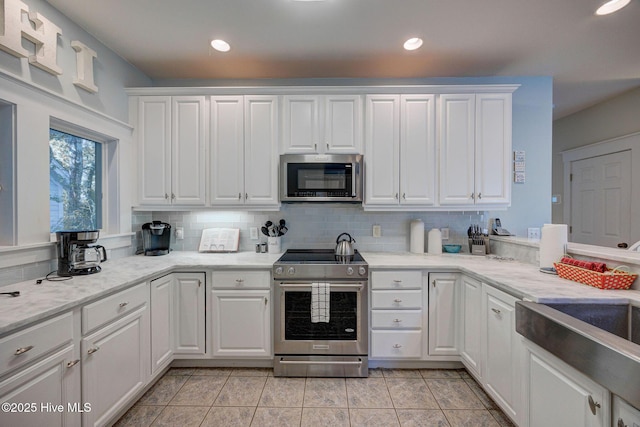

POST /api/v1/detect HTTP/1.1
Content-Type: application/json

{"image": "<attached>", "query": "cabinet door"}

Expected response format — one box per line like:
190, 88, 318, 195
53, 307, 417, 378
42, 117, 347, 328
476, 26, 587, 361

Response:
482, 284, 521, 424
244, 96, 279, 206
438, 94, 476, 206
613, 396, 640, 427
0, 346, 80, 427
171, 96, 207, 205
324, 95, 363, 153
281, 95, 319, 153
526, 343, 609, 427
460, 275, 482, 378
150, 275, 173, 374
174, 273, 206, 355
210, 96, 245, 205
365, 95, 400, 205
212, 290, 271, 357
428, 273, 458, 356
137, 96, 171, 205
400, 94, 436, 205
475, 93, 511, 206
82, 307, 149, 427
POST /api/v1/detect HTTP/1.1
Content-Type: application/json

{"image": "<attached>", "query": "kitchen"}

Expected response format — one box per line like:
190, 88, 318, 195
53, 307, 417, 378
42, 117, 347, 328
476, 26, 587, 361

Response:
1, 0, 640, 426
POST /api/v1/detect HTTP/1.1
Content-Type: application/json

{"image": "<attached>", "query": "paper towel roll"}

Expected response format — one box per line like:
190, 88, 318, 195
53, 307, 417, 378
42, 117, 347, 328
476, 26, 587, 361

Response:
410, 220, 424, 254
428, 228, 442, 255
539, 224, 568, 269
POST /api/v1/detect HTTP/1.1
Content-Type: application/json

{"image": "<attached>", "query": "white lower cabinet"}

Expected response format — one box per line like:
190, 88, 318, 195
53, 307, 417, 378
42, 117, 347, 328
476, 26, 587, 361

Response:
460, 275, 482, 378
81, 305, 149, 427
482, 283, 523, 425
613, 396, 640, 427
173, 273, 206, 355
524, 341, 610, 427
211, 270, 272, 357
150, 274, 174, 374
428, 273, 459, 356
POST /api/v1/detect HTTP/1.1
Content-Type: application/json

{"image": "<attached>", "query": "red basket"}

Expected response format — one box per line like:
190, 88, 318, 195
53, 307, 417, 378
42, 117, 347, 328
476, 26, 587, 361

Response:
554, 262, 637, 290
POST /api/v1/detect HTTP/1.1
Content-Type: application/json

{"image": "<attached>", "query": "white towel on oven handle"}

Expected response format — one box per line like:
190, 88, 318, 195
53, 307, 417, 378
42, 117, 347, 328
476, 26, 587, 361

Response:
311, 282, 330, 323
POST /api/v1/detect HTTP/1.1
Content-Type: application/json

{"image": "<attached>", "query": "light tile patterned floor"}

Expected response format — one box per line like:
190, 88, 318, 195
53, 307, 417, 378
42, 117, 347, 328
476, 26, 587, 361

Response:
114, 368, 515, 427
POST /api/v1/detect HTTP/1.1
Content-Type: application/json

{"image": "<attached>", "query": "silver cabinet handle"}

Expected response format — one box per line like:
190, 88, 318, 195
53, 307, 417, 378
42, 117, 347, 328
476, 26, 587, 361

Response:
171, 193, 176, 200
67, 359, 80, 368
470, 192, 475, 200
326, 143, 329, 150
618, 418, 627, 427
478, 192, 482, 199
119, 302, 128, 308
393, 298, 402, 303
87, 346, 100, 355
393, 344, 402, 349
15, 345, 34, 355
245, 193, 248, 200
588, 395, 601, 415
394, 193, 399, 200
393, 319, 402, 323
264, 297, 268, 306
164, 193, 169, 199
432, 280, 436, 287
402, 193, 406, 200
235, 279, 244, 284
491, 308, 501, 315
238, 193, 242, 200
393, 280, 402, 284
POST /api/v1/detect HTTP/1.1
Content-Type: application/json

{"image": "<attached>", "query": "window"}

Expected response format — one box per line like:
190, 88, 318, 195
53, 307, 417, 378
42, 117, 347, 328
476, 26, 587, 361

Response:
49, 128, 103, 232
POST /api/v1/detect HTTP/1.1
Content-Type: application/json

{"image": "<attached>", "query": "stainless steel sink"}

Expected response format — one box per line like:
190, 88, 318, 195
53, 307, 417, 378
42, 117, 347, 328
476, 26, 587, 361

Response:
516, 301, 640, 409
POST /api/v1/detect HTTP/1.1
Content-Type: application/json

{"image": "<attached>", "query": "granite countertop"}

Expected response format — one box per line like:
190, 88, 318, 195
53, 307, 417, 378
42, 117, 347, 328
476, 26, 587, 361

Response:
1, 250, 639, 336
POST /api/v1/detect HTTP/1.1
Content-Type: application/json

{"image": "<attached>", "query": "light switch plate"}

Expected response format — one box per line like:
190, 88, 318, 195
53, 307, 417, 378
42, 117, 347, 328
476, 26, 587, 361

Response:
441, 228, 449, 240
250, 227, 259, 240
528, 227, 541, 240
372, 225, 382, 238
175, 227, 184, 240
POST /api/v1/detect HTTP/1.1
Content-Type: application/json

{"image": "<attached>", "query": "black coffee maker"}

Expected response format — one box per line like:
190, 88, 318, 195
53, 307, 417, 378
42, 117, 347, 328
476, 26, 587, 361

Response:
142, 221, 172, 256
56, 230, 107, 276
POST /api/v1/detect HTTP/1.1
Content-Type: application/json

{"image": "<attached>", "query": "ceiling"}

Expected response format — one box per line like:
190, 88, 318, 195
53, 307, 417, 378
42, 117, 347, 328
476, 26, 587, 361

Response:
46, 0, 640, 119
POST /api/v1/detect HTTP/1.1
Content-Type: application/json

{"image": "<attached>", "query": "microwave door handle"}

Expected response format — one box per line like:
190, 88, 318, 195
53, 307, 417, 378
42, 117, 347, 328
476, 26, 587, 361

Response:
352, 162, 358, 197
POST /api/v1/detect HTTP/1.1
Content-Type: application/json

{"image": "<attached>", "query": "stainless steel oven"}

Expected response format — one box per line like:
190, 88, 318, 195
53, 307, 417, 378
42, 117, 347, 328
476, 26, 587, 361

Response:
273, 250, 368, 377
280, 154, 363, 202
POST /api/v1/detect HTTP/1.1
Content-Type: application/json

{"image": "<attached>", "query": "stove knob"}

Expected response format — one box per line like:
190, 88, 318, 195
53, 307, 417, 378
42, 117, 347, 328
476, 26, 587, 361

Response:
358, 266, 367, 276
275, 267, 283, 275
346, 267, 354, 276
287, 267, 296, 276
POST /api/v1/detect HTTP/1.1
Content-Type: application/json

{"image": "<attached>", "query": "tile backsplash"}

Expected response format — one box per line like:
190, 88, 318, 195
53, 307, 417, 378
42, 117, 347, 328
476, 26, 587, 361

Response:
137, 205, 486, 254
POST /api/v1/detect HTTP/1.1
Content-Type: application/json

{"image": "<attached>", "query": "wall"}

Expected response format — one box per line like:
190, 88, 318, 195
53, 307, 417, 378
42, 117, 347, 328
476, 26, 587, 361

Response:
552, 87, 640, 223
0, 0, 150, 285
138, 207, 485, 254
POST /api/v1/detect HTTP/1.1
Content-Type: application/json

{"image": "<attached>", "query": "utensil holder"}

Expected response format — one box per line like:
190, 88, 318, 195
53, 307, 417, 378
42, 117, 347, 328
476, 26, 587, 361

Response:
268, 236, 282, 254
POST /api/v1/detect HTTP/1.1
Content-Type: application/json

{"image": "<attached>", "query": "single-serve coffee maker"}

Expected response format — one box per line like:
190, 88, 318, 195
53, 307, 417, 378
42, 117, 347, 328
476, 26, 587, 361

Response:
142, 221, 171, 256
56, 230, 107, 276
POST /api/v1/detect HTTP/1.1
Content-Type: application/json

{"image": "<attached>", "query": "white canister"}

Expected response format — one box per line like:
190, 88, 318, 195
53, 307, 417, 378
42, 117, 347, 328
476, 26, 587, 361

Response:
539, 224, 568, 269
427, 228, 442, 255
267, 236, 282, 254
410, 219, 425, 254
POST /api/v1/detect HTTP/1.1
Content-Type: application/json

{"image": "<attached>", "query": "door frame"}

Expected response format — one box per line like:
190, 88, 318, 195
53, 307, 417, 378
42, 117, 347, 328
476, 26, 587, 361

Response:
561, 131, 639, 245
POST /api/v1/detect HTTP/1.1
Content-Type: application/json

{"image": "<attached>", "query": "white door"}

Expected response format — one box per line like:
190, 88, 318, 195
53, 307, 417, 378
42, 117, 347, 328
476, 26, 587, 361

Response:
475, 93, 511, 205
137, 96, 171, 205
174, 273, 206, 355
210, 96, 245, 205
150, 274, 173, 374
281, 95, 319, 153
244, 96, 279, 206
400, 94, 436, 205
324, 95, 363, 153
570, 150, 632, 247
438, 94, 476, 206
428, 273, 459, 356
171, 96, 207, 205
212, 290, 271, 357
365, 94, 400, 205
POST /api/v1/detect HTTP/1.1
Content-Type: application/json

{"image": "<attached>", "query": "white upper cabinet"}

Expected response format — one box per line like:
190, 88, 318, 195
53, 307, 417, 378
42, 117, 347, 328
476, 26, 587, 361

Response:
281, 95, 363, 154
210, 95, 280, 208
365, 94, 436, 208
439, 92, 512, 207
137, 96, 207, 206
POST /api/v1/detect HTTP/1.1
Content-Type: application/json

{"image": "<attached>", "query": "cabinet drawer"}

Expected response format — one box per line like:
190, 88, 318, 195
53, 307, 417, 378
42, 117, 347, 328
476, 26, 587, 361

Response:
0, 312, 74, 378
371, 270, 422, 289
371, 310, 422, 329
371, 290, 422, 309
212, 270, 270, 289
82, 282, 148, 334
371, 330, 422, 358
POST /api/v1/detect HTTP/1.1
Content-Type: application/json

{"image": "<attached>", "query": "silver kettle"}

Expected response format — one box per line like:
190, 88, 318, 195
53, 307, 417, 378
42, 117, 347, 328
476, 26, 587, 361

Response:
335, 233, 356, 257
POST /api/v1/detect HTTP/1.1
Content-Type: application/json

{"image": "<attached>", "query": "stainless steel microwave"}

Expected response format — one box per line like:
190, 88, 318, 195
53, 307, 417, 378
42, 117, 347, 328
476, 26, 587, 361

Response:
280, 154, 363, 202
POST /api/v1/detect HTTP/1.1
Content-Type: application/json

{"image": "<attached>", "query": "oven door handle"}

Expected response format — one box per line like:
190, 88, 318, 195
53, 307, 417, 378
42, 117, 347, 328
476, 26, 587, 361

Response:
278, 359, 363, 366
278, 283, 364, 290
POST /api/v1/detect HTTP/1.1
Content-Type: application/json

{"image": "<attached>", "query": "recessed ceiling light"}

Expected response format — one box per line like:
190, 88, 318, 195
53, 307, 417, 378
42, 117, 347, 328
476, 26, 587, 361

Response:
403, 37, 423, 51
595, 0, 631, 15
210, 39, 231, 52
